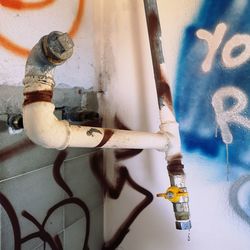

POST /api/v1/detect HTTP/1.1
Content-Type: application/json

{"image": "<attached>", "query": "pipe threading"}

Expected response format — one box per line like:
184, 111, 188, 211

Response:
23, 90, 53, 106
167, 160, 184, 175
23, 76, 55, 88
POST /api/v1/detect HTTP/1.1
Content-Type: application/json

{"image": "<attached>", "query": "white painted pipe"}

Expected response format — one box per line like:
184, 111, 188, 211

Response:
23, 32, 170, 151
23, 100, 169, 150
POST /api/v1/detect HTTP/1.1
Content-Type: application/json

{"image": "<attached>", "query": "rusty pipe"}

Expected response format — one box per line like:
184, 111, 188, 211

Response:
144, 0, 191, 230
22, 31, 169, 150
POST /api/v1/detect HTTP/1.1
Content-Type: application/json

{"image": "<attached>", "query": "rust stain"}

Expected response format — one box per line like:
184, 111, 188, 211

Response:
0, 0, 85, 57
86, 128, 102, 137
0, 0, 55, 10
158, 77, 173, 111
95, 129, 114, 148
147, 12, 173, 111
23, 90, 53, 106
167, 157, 185, 175
148, 11, 160, 38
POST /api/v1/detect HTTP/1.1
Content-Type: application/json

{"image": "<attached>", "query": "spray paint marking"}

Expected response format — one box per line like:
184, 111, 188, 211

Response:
212, 86, 250, 144
0, 146, 90, 249
90, 151, 153, 250
229, 175, 250, 226
91, 116, 152, 250
86, 128, 102, 137
0, 0, 85, 57
146, 11, 173, 111
197, 22, 250, 72
0, 0, 55, 10
95, 129, 114, 148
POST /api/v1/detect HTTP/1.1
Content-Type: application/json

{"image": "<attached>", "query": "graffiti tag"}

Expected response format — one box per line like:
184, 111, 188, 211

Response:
197, 22, 250, 72
212, 86, 250, 144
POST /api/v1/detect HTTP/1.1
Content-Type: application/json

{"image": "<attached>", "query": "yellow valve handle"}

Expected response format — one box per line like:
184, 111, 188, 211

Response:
157, 186, 188, 203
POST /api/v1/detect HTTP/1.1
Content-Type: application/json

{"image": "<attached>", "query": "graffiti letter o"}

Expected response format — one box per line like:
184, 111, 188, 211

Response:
222, 34, 250, 68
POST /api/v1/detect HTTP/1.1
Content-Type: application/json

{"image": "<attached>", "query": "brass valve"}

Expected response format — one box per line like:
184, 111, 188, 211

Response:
157, 186, 189, 203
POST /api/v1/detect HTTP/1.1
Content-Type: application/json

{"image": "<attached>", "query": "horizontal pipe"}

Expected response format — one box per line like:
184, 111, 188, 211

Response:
23, 31, 169, 151
23, 101, 168, 150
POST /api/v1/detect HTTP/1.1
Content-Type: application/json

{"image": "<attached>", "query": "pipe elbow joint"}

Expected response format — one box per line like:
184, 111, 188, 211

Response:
23, 103, 70, 150
159, 122, 182, 158
25, 31, 74, 77
23, 31, 74, 149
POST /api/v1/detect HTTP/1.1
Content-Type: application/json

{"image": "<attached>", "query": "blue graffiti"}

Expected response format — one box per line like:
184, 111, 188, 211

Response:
174, 0, 250, 169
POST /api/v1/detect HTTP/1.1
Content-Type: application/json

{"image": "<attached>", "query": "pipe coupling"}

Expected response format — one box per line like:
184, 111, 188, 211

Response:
42, 31, 74, 65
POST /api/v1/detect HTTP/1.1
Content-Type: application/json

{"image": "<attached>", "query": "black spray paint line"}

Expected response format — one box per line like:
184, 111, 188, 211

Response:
21, 210, 60, 249
53, 150, 73, 197
90, 149, 153, 250
0, 146, 91, 249
0, 193, 21, 250
95, 129, 114, 148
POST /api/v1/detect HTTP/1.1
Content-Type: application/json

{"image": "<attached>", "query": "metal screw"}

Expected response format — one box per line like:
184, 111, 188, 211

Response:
166, 191, 174, 199
43, 31, 74, 64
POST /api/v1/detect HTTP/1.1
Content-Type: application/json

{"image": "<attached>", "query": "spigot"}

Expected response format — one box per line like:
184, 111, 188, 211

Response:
157, 186, 188, 203
157, 174, 191, 230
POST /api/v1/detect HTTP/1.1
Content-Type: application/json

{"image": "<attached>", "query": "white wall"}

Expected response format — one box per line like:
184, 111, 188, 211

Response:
100, 1, 250, 250
0, 0, 96, 89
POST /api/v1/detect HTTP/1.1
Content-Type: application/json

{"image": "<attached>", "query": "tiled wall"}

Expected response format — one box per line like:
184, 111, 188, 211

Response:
0, 89, 103, 249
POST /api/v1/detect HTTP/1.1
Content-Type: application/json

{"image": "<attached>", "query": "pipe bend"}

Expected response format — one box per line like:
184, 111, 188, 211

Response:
23, 31, 169, 151
23, 31, 73, 149
23, 102, 70, 150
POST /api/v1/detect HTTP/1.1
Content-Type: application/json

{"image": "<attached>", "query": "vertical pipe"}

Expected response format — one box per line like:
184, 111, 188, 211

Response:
143, 0, 175, 123
143, 0, 191, 230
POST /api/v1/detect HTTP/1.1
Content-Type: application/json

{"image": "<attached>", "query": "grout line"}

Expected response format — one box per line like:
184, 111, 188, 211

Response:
26, 201, 103, 249
0, 149, 102, 184
64, 148, 101, 163
0, 164, 52, 184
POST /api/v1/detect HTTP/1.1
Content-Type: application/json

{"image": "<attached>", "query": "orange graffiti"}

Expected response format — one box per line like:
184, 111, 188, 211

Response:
0, 34, 29, 57
0, 0, 85, 57
0, 0, 55, 10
